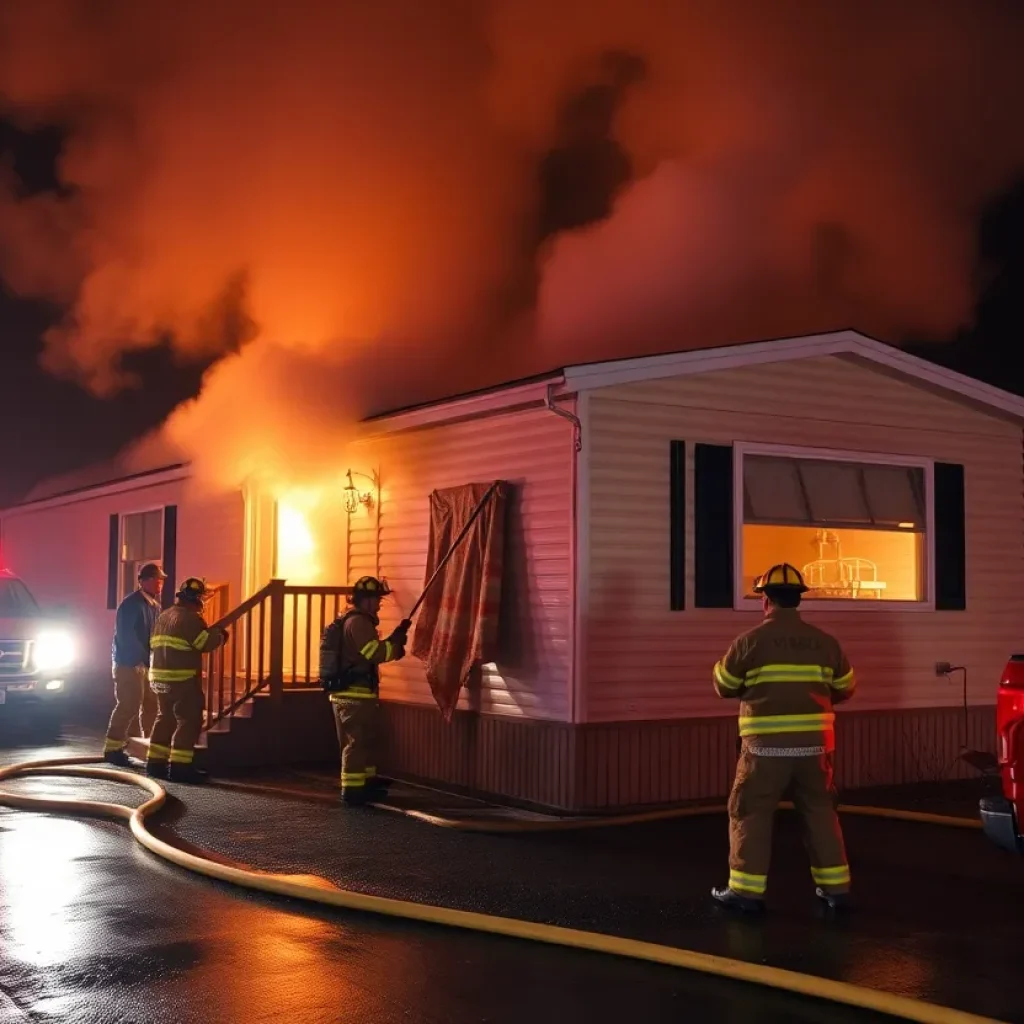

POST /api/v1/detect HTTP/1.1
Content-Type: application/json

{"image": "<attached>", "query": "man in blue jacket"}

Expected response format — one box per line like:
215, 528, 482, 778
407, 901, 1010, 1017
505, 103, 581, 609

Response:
102, 562, 165, 765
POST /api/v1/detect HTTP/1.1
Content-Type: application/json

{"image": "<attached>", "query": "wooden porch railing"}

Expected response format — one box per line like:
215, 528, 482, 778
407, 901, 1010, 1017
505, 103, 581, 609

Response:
201, 579, 353, 731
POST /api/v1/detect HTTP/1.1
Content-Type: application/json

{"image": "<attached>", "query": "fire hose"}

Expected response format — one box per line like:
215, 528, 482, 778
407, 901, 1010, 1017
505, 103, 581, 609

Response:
0, 755, 1003, 1024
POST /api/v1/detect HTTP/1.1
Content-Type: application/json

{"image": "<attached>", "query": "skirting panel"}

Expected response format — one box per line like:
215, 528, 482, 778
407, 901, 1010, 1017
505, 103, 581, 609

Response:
379, 701, 576, 810
379, 701, 998, 813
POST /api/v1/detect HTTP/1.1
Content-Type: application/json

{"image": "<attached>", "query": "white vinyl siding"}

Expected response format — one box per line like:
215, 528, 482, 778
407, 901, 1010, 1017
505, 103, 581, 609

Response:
581, 354, 1022, 722
346, 406, 576, 721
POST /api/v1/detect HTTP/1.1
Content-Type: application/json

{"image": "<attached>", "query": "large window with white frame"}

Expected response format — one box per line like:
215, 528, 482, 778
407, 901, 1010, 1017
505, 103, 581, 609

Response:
736, 446, 931, 605
119, 509, 163, 602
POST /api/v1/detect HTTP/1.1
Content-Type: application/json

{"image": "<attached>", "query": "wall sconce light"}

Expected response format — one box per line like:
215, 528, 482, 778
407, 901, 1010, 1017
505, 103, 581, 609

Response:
343, 469, 377, 514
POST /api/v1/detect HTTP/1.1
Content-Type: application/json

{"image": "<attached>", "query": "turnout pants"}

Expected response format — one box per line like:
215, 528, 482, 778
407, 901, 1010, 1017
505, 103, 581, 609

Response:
331, 697, 380, 795
727, 750, 851, 899
103, 665, 157, 753
147, 680, 205, 768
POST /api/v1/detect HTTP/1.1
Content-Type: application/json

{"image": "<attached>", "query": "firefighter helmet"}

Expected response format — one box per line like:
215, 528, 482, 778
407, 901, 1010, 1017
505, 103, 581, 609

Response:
176, 576, 208, 604
352, 576, 391, 601
753, 563, 809, 594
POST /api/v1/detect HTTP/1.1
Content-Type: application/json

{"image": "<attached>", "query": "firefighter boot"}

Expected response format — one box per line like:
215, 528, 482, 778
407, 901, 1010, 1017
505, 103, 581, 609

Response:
711, 886, 766, 914
341, 788, 371, 807
103, 749, 137, 768
365, 775, 392, 796
168, 764, 209, 784
146, 760, 168, 779
815, 887, 852, 914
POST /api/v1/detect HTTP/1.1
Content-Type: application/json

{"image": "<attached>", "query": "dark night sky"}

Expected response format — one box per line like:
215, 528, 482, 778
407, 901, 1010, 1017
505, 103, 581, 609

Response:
0, 123, 215, 505
1, 118, 1023, 507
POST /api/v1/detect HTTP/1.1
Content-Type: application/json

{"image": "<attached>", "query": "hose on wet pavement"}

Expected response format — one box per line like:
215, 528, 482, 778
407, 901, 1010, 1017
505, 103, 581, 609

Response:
370, 792, 984, 833
216, 767, 985, 834
0, 755, 1002, 1024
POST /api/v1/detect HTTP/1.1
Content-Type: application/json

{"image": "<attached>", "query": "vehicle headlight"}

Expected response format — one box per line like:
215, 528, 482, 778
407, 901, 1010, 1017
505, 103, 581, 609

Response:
34, 630, 76, 672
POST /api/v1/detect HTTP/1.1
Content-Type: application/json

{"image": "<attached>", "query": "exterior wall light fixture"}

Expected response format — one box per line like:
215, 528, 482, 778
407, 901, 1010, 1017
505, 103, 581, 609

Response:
344, 469, 377, 514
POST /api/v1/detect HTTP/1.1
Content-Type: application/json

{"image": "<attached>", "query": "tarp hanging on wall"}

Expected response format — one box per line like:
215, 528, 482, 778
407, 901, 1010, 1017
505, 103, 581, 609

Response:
411, 481, 508, 722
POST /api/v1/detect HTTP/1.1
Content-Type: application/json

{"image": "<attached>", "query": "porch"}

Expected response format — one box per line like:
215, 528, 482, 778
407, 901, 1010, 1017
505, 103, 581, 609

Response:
127, 580, 351, 769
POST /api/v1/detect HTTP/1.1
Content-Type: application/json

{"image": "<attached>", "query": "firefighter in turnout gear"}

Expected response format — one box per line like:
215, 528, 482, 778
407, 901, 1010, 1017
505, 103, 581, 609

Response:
711, 563, 856, 914
319, 576, 409, 805
146, 577, 226, 783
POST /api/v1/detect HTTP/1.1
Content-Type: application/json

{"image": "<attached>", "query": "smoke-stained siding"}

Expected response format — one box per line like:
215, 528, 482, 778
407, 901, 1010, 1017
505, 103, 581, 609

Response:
582, 354, 1023, 723
0, 478, 244, 700
347, 406, 575, 722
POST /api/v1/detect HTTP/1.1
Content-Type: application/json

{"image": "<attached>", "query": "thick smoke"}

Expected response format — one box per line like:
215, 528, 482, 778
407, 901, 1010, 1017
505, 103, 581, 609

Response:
1, 0, 1023, 490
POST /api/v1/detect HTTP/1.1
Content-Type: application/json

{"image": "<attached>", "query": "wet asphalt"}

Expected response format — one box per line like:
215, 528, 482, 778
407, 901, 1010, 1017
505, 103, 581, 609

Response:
1, 726, 1021, 1024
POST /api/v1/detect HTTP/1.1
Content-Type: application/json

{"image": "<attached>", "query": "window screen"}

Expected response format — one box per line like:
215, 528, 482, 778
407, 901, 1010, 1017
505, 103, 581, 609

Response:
861, 464, 924, 526
743, 455, 925, 530
800, 460, 872, 524
123, 509, 162, 562
743, 456, 807, 523
120, 509, 163, 600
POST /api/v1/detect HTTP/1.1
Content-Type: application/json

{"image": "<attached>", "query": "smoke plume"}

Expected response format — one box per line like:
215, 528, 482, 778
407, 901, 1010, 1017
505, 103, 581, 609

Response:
1, 0, 1022, 490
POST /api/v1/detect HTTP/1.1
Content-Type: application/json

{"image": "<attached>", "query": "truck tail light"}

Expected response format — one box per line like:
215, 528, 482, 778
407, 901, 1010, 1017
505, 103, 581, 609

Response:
1001, 654, 1024, 690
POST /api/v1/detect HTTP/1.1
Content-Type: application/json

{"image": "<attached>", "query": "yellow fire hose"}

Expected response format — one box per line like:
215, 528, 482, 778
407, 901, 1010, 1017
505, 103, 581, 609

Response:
0, 755, 1002, 1024
216, 769, 984, 834
369, 791, 984, 833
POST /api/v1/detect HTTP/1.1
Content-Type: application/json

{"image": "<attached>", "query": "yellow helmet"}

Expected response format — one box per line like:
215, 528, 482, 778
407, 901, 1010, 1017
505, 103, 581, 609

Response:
352, 576, 391, 599
753, 563, 808, 593
176, 576, 209, 603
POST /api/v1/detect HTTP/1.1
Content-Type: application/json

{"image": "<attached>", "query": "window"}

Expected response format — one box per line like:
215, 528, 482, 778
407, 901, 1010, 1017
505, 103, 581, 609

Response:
0, 578, 40, 616
739, 450, 929, 603
119, 509, 163, 601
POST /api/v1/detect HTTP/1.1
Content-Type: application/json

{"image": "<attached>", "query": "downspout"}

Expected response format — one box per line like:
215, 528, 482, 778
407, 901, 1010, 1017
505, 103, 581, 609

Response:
544, 382, 582, 452
543, 381, 583, 734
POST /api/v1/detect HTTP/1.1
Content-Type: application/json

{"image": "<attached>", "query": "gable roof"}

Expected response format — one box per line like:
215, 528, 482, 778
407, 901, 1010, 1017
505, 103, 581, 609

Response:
21, 459, 152, 504
6, 433, 190, 513
365, 329, 1024, 434
10, 329, 1023, 508
3, 463, 188, 515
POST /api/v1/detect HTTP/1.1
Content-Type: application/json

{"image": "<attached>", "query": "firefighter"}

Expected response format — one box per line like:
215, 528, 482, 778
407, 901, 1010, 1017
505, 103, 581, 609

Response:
319, 576, 410, 805
711, 563, 856, 914
146, 577, 226, 783
103, 562, 165, 765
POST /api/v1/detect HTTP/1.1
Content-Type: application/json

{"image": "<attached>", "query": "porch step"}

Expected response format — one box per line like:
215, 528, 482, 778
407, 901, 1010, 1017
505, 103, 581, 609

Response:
127, 688, 338, 772
206, 693, 258, 731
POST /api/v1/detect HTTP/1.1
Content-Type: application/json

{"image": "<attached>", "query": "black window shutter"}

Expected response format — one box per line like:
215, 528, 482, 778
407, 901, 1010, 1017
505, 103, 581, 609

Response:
162, 505, 178, 610
106, 514, 120, 610
933, 463, 966, 610
669, 441, 686, 610
694, 444, 734, 607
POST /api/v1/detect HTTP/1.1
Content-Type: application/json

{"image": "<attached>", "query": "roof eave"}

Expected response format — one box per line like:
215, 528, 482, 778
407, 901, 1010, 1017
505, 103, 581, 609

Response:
1, 463, 190, 516
560, 328, 1024, 425
356, 373, 571, 439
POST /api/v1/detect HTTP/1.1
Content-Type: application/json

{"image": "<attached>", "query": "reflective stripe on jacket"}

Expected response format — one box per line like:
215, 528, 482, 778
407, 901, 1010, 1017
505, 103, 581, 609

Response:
713, 607, 855, 751
149, 603, 223, 685
326, 609, 402, 702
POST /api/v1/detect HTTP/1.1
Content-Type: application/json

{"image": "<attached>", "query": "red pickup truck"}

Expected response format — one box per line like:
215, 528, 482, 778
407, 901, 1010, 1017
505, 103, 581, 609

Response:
979, 655, 1024, 853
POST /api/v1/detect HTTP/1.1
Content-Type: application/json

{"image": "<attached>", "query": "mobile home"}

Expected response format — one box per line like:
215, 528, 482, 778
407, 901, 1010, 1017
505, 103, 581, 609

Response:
3, 330, 1017, 811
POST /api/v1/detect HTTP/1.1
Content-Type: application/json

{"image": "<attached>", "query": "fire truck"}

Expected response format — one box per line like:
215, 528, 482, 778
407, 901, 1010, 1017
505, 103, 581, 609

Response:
979, 655, 1024, 854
